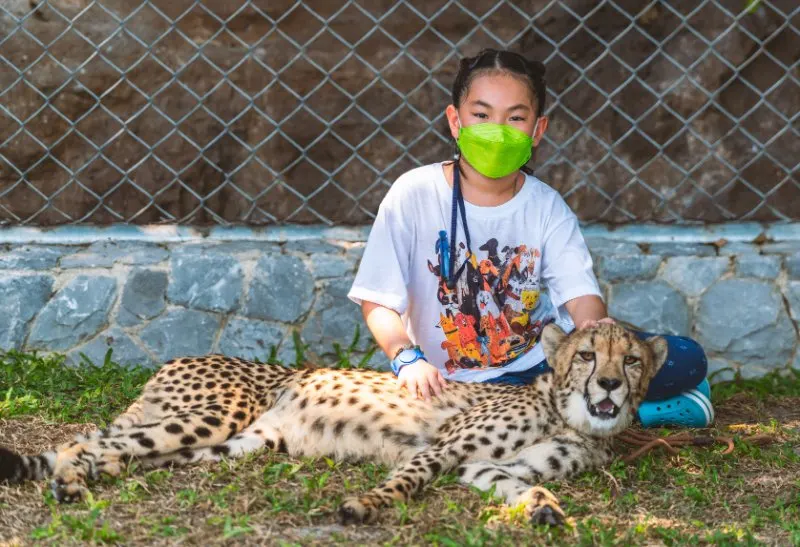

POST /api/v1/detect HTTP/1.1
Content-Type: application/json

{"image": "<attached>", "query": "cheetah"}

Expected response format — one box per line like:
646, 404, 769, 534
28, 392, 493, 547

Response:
0, 323, 667, 525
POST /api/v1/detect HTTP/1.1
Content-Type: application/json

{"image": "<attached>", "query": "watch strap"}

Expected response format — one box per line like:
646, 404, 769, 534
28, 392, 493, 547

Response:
390, 345, 425, 376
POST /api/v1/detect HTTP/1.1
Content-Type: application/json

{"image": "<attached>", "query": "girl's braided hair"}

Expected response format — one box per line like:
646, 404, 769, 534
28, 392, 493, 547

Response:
451, 49, 546, 116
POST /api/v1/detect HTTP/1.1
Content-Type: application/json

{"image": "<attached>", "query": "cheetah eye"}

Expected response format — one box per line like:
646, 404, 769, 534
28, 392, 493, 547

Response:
578, 351, 595, 361
623, 356, 640, 366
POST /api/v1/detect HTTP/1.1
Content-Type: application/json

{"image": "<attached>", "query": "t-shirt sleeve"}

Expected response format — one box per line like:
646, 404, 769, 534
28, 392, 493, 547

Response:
540, 198, 602, 308
348, 194, 413, 314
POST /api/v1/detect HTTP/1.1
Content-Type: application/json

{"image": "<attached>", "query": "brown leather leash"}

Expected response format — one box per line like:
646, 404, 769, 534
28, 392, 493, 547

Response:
616, 428, 777, 463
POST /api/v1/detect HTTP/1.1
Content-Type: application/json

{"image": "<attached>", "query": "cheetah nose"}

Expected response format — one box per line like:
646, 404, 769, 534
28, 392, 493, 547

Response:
597, 377, 622, 391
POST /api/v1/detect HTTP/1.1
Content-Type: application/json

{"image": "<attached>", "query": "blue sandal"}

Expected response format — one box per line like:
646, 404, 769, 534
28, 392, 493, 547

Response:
637, 379, 713, 428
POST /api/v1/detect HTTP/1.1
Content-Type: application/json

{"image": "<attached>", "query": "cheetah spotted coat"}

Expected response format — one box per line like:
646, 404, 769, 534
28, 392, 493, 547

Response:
0, 323, 667, 525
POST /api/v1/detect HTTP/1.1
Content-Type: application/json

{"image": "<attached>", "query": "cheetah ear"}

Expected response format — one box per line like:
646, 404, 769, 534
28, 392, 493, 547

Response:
645, 335, 669, 374
540, 323, 567, 363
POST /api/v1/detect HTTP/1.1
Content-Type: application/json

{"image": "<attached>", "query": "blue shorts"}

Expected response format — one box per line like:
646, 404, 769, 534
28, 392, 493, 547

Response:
482, 330, 708, 402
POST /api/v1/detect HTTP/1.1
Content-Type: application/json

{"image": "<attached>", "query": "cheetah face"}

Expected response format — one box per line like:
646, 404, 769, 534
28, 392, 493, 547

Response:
541, 323, 668, 437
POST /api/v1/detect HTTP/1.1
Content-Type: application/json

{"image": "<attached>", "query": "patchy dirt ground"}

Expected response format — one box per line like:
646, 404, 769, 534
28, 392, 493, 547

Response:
1, 392, 799, 546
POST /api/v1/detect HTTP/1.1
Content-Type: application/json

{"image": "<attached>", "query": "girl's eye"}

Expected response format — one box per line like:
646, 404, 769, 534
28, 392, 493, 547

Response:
509, 116, 526, 122
578, 352, 594, 361
472, 112, 488, 119
623, 356, 639, 366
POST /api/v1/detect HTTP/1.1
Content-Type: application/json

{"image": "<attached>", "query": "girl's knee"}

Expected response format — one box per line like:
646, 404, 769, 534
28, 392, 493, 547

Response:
645, 335, 708, 400
668, 336, 708, 379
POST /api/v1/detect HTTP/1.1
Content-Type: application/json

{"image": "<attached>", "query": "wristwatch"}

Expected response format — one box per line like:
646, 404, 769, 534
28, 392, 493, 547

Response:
391, 344, 425, 376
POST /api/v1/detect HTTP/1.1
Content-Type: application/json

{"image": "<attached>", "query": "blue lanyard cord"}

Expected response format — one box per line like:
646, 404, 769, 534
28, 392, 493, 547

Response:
446, 163, 472, 290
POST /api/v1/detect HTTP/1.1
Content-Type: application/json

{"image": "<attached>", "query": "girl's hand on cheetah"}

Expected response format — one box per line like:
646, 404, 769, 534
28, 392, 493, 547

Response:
397, 360, 448, 401
579, 317, 615, 330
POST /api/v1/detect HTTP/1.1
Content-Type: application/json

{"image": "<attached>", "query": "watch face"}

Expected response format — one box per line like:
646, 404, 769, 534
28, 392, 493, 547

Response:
398, 349, 418, 364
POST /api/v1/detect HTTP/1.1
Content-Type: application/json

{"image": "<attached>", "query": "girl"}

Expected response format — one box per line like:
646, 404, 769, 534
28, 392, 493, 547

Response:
348, 49, 712, 428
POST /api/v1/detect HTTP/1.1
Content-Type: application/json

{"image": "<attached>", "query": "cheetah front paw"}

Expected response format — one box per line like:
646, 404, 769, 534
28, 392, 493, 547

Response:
528, 504, 565, 527
50, 477, 88, 504
338, 496, 379, 525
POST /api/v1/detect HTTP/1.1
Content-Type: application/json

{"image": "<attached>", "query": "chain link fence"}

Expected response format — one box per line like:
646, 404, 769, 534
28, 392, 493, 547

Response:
0, 0, 797, 226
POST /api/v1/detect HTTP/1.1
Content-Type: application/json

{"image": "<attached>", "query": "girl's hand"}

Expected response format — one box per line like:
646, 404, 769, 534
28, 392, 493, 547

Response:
397, 360, 448, 401
579, 317, 615, 330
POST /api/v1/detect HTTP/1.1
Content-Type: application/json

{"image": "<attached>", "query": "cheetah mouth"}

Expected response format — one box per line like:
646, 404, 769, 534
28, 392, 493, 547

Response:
588, 398, 619, 420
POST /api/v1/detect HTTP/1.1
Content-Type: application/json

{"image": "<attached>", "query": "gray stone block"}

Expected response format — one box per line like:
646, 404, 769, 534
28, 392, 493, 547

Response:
217, 317, 287, 362
366, 350, 390, 372
62, 253, 115, 269
0, 246, 68, 270
597, 255, 662, 282
168, 254, 243, 313
717, 242, 761, 256
707, 357, 736, 384
660, 256, 729, 297
28, 276, 117, 351
584, 238, 642, 256
345, 243, 366, 261
310, 254, 353, 279
139, 308, 221, 362
787, 253, 800, 279
760, 241, 800, 254
608, 281, 690, 336
275, 332, 300, 366
67, 328, 153, 368
61, 241, 167, 268
171, 241, 281, 255
283, 239, 343, 254
697, 280, 795, 368
301, 276, 372, 356
738, 363, 777, 380
0, 275, 54, 349
645, 243, 717, 257
245, 254, 314, 322
119, 246, 170, 266
736, 255, 781, 279
118, 269, 168, 326
786, 281, 800, 321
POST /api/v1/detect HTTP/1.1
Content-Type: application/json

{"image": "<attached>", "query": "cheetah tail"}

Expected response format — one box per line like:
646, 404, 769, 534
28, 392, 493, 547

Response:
0, 446, 55, 484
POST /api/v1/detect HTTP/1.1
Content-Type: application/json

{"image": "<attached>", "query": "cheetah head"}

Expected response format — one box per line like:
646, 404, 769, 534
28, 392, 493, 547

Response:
540, 323, 667, 437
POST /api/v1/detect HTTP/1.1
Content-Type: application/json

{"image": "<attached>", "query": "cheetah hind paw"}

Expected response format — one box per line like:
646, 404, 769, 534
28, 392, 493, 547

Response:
338, 496, 378, 525
50, 477, 89, 504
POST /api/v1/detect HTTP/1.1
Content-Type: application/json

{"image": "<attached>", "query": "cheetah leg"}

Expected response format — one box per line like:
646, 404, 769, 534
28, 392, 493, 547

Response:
457, 437, 608, 526
109, 400, 146, 429
50, 410, 237, 503
141, 412, 286, 468
339, 445, 463, 524
0, 400, 151, 485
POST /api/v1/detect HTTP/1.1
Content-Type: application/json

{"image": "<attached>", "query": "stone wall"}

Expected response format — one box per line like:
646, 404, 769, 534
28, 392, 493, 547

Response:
1, 225, 798, 383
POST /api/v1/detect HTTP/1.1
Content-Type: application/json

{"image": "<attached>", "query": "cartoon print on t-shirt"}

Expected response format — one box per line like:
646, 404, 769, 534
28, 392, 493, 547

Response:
428, 235, 555, 373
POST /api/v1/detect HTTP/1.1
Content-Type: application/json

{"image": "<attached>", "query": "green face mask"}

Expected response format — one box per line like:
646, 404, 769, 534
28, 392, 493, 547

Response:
457, 120, 534, 179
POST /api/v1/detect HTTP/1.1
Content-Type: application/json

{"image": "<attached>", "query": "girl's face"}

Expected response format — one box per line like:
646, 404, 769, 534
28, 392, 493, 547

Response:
446, 72, 548, 145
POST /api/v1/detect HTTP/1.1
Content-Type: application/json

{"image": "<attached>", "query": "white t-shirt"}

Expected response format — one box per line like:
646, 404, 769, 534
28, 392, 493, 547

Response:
348, 162, 602, 382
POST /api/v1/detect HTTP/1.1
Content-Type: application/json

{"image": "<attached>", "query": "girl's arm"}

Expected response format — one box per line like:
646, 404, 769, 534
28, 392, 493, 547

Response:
564, 294, 614, 330
361, 300, 413, 361
361, 300, 447, 400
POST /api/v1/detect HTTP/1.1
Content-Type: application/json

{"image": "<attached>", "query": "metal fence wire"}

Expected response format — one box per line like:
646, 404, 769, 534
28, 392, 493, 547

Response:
0, 0, 797, 226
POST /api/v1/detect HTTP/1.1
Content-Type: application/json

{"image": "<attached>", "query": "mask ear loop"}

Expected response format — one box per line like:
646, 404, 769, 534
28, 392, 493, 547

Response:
531, 117, 540, 147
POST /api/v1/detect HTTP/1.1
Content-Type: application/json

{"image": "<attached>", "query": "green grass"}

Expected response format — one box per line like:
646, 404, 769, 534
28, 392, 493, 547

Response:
0, 350, 151, 426
710, 367, 800, 403
1, 344, 799, 546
